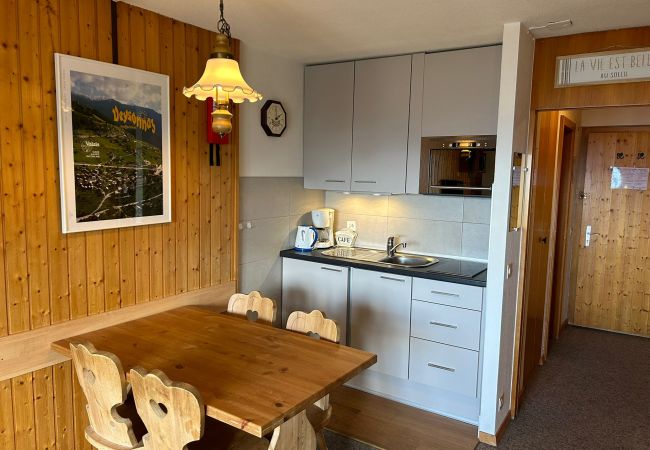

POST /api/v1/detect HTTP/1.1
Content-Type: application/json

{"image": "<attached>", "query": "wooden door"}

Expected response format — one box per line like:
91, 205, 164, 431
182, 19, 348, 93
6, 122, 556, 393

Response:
351, 55, 411, 193
573, 130, 650, 336
518, 111, 562, 397
303, 62, 354, 191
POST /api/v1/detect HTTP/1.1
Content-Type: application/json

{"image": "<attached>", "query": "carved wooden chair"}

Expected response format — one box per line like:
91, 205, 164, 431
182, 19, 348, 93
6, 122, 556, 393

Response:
285, 310, 341, 450
227, 291, 277, 325
69, 341, 144, 450
129, 367, 269, 450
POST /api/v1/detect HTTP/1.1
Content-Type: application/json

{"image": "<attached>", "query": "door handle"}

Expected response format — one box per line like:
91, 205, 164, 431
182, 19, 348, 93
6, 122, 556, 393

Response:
539, 236, 548, 244
380, 275, 405, 282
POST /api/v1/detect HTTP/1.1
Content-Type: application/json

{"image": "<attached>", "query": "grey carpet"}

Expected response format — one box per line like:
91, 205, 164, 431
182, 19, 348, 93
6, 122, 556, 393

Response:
477, 326, 650, 450
324, 429, 382, 450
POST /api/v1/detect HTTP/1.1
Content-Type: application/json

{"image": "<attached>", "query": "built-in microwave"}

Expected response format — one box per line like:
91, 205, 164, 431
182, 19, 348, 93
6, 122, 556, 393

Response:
419, 135, 496, 197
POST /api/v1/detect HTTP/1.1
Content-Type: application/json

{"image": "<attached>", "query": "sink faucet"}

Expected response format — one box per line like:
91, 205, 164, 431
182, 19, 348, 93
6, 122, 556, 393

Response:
386, 236, 407, 257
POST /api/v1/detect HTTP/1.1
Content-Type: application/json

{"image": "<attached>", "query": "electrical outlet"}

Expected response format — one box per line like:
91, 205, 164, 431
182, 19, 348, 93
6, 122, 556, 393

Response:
498, 395, 504, 410
346, 220, 357, 231
506, 263, 513, 278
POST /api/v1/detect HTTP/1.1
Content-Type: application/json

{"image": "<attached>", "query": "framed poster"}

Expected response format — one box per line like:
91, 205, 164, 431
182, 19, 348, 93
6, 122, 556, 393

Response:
55, 53, 171, 233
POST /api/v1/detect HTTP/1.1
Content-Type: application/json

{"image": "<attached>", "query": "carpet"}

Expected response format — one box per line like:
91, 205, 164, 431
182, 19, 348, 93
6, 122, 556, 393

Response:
324, 429, 383, 450
476, 326, 650, 450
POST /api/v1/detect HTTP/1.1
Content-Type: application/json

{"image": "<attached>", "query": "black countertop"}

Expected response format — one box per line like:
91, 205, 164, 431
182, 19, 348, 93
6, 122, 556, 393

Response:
280, 248, 487, 287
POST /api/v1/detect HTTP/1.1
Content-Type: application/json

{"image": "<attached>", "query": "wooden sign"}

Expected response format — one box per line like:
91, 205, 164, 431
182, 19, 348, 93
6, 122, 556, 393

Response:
555, 47, 650, 87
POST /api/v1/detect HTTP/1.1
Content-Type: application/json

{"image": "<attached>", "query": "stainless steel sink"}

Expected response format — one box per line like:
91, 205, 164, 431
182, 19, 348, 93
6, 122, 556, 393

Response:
378, 254, 438, 268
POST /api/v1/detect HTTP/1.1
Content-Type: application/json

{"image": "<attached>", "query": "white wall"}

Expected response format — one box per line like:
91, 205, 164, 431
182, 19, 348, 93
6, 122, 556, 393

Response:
239, 43, 304, 177
581, 106, 650, 127
479, 22, 534, 437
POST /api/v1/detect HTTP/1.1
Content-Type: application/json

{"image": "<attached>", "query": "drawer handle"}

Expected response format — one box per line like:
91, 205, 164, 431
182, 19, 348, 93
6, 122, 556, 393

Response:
325, 179, 346, 183
353, 180, 377, 184
430, 290, 459, 297
429, 321, 458, 329
380, 275, 405, 282
321, 267, 343, 272
427, 362, 456, 372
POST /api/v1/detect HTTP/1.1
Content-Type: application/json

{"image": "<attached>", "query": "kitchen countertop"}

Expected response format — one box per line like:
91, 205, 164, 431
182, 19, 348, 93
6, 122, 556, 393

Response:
280, 248, 487, 287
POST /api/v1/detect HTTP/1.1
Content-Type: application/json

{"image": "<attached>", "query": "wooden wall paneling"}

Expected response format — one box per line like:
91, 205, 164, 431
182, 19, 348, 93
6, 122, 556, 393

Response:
209, 36, 223, 287
159, 15, 177, 297
186, 25, 202, 291
173, 19, 189, 294
198, 28, 212, 289
61, 0, 89, 321
0, 163, 6, 336
72, 370, 90, 449
127, 5, 152, 305
116, 2, 136, 308
18, 0, 51, 330
52, 361, 74, 450
40, 0, 71, 325
0, 0, 31, 335
532, 27, 650, 110
33, 367, 57, 449
144, 9, 165, 301
0, 379, 15, 449
11, 373, 36, 449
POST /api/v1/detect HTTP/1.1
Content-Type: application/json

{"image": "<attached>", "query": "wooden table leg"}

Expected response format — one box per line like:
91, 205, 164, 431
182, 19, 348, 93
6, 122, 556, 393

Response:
268, 410, 317, 450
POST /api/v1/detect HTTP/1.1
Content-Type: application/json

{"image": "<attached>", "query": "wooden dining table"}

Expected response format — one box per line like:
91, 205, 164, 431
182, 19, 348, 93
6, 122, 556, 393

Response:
52, 306, 376, 449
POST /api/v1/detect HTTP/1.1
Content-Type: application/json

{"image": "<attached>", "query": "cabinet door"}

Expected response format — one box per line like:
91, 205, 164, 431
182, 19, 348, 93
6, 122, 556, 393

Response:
349, 268, 412, 379
422, 45, 502, 136
303, 63, 354, 191
351, 55, 412, 194
281, 258, 350, 343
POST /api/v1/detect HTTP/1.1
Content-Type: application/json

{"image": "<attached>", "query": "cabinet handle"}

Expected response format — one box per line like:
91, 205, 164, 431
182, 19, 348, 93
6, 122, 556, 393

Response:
321, 267, 343, 273
380, 275, 405, 282
325, 179, 346, 183
353, 180, 377, 184
427, 362, 456, 372
429, 321, 458, 329
430, 290, 459, 297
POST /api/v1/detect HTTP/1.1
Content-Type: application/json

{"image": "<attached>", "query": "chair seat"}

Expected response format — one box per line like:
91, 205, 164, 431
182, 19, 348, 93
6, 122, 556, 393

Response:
188, 417, 270, 450
306, 404, 332, 433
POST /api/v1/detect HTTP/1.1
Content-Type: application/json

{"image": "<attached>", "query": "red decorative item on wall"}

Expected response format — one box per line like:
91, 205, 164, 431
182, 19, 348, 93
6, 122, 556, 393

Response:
206, 97, 228, 166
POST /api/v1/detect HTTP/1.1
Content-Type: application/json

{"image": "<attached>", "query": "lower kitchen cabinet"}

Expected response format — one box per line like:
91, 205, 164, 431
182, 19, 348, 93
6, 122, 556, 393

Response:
349, 268, 412, 379
281, 258, 350, 344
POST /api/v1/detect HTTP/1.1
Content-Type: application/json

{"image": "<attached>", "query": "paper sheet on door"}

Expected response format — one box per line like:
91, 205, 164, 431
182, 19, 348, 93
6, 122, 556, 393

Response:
610, 167, 649, 191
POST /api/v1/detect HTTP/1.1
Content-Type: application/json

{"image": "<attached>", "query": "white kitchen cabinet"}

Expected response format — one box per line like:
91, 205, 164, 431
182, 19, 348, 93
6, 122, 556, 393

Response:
421, 45, 502, 137
411, 300, 482, 351
351, 55, 412, 193
281, 258, 350, 343
349, 268, 412, 379
303, 62, 354, 191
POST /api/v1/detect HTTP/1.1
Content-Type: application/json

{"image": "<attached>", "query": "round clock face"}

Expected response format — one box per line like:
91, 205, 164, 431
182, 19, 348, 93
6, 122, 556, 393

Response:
261, 101, 286, 136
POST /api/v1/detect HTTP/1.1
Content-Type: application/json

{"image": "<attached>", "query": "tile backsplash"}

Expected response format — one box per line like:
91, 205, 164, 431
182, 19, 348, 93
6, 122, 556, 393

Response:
238, 177, 325, 301
325, 192, 491, 260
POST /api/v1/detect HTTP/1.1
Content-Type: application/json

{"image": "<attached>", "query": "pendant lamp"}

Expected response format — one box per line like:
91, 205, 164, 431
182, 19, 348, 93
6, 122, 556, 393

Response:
183, 0, 262, 135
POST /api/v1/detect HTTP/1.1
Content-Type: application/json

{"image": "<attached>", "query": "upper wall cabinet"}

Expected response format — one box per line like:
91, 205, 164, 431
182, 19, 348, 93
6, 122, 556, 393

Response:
304, 62, 354, 191
421, 46, 502, 137
351, 55, 412, 194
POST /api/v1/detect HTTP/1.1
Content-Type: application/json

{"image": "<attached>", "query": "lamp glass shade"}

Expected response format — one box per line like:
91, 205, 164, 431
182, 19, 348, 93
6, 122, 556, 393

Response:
183, 58, 262, 104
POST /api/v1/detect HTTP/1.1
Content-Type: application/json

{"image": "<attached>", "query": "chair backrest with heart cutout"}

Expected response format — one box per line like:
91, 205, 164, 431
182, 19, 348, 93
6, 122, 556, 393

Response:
129, 367, 204, 450
285, 310, 340, 343
227, 291, 277, 325
69, 341, 140, 449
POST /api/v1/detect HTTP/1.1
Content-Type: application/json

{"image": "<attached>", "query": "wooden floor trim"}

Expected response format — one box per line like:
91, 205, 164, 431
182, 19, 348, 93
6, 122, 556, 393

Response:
478, 412, 511, 447
0, 282, 235, 381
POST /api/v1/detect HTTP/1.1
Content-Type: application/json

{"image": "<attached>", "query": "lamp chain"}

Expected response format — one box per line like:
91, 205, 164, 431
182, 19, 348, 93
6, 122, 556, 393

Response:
217, 0, 231, 38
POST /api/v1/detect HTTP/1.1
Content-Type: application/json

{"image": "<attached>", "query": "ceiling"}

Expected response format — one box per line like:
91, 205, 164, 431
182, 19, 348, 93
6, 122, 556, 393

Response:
121, 0, 650, 63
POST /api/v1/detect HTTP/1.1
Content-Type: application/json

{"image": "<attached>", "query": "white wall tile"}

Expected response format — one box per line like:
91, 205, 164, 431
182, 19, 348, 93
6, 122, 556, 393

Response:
336, 213, 388, 248
325, 192, 389, 216
461, 222, 490, 259
463, 197, 492, 224
239, 216, 295, 265
388, 195, 463, 221
289, 179, 326, 215
387, 217, 462, 256
240, 177, 293, 221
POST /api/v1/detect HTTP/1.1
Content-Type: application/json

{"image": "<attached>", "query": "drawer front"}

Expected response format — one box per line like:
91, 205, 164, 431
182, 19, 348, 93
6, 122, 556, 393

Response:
411, 300, 481, 350
409, 338, 479, 397
412, 278, 483, 311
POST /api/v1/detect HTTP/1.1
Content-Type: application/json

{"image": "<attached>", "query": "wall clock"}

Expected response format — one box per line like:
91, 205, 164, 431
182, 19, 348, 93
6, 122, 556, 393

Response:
260, 100, 287, 137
